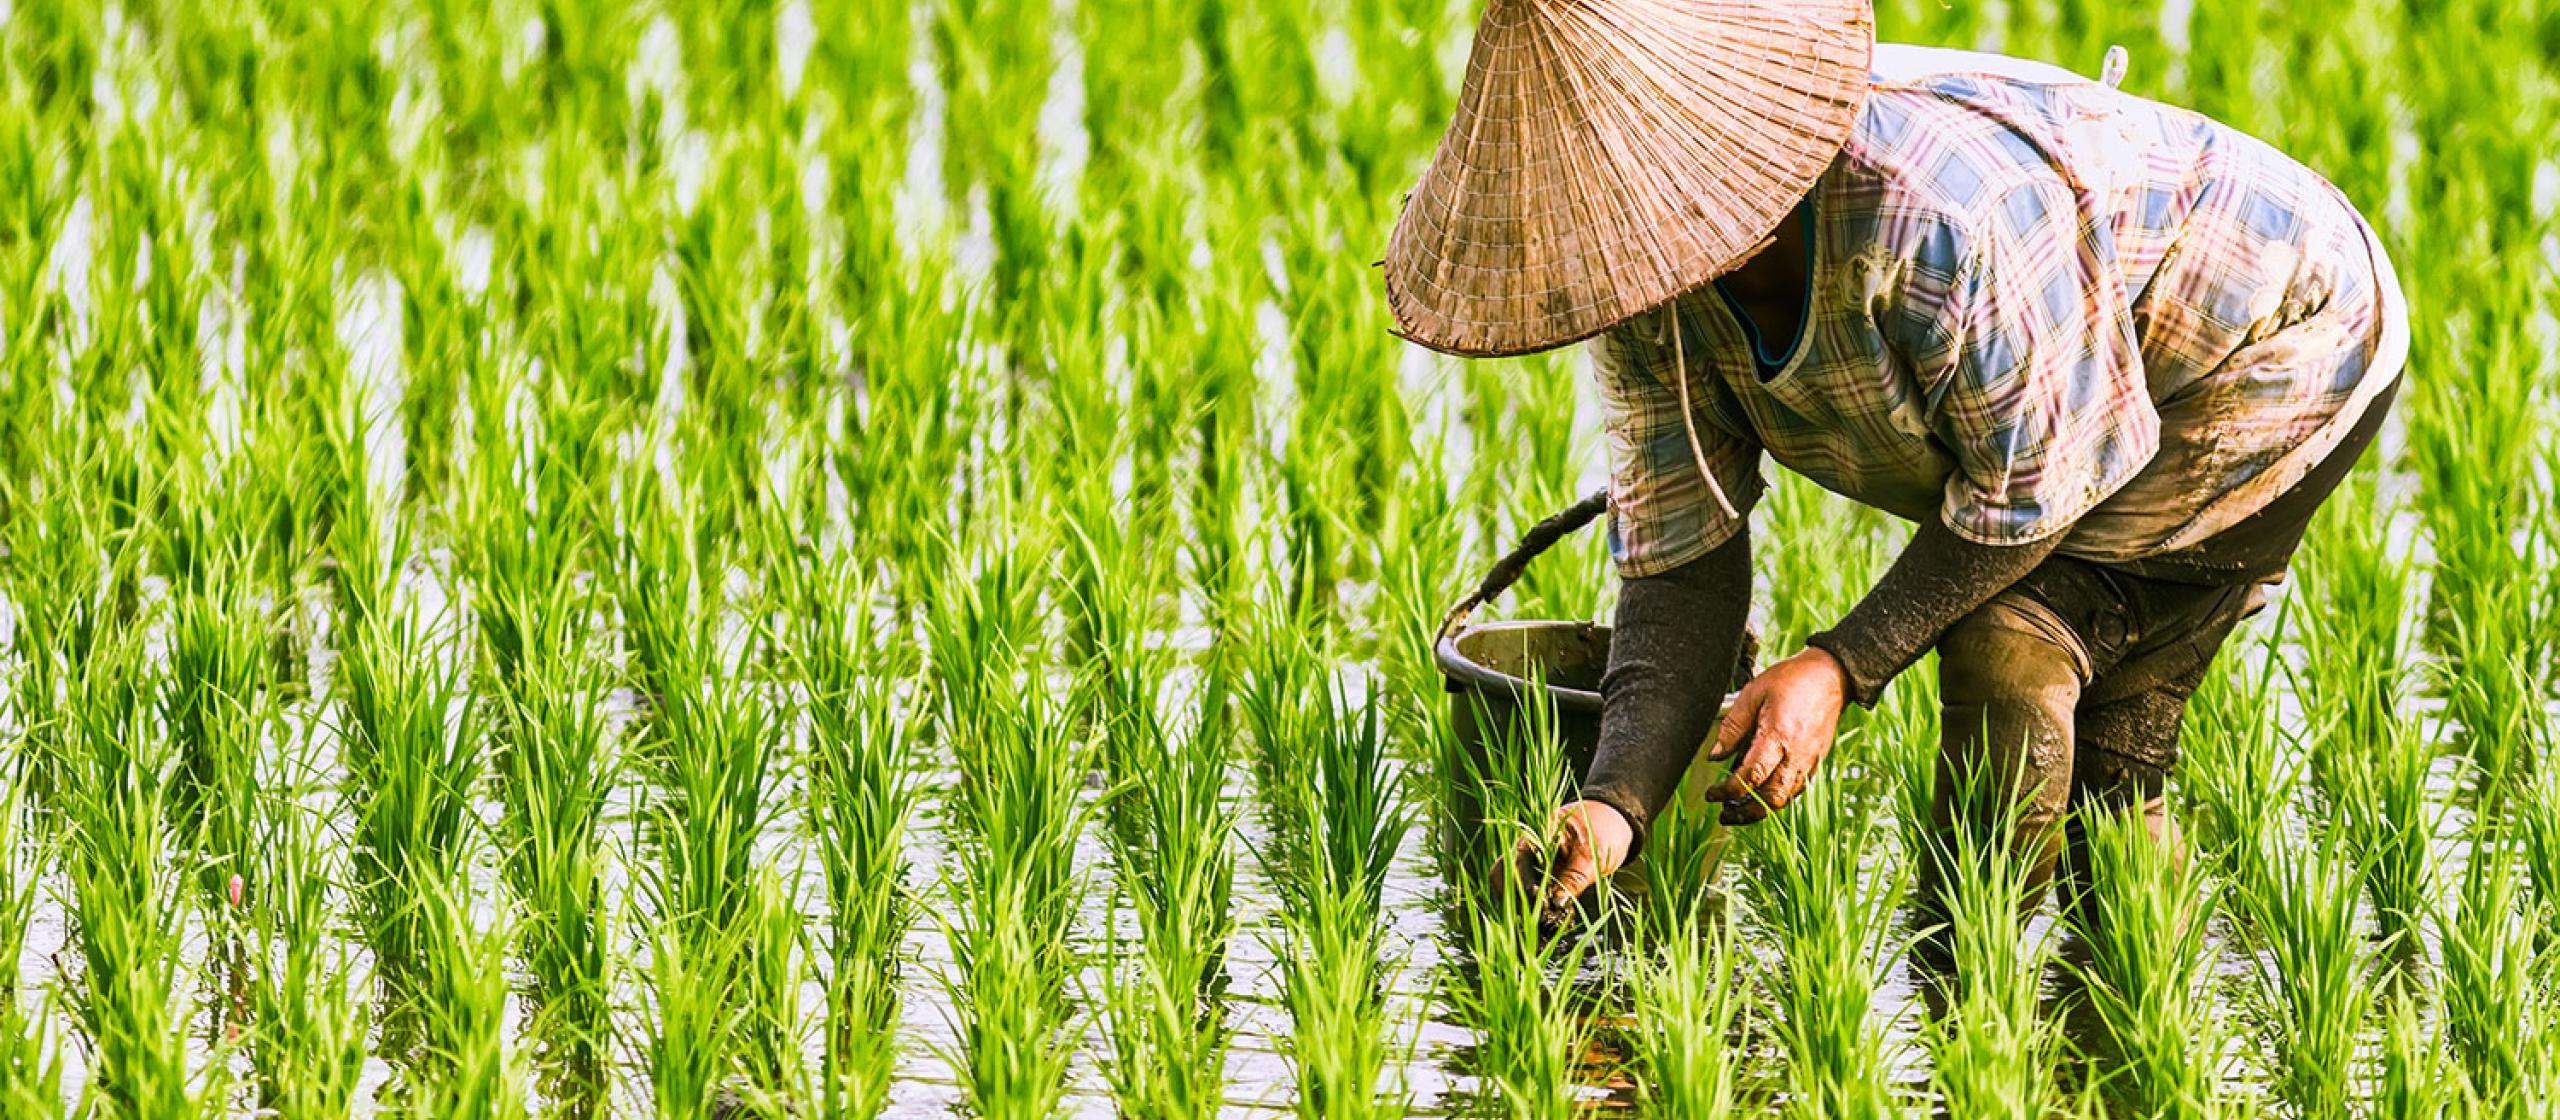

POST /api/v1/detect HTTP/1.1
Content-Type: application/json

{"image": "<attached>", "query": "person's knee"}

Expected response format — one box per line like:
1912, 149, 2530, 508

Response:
1933, 596, 2090, 835
1937, 597, 2090, 711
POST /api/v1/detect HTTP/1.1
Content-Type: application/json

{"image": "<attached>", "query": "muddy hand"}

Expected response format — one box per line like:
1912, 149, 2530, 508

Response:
1704, 648, 1847, 825
1511, 800, 1633, 923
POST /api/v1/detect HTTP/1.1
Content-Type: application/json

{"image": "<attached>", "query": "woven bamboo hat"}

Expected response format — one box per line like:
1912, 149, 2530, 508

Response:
1386, 0, 1875, 358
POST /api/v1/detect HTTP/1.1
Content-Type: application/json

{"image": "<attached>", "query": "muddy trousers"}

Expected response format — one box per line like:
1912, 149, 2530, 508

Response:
1927, 378, 2401, 897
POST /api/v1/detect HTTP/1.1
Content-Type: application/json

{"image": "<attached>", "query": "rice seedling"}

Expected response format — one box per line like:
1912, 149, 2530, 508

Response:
1436, 658, 1605, 1120
1095, 670, 1240, 1120
2375, 988, 2457, 1120
1275, 892, 1403, 1120
490, 609, 618, 1111
2521, 766, 2560, 932
2232, 828, 2383, 1120
1736, 755, 1904, 1119
408, 875, 529, 1120
1447, 893, 1595, 1120
0, 771, 61, 1114
2439, 828, 2550, 1106
788, 563, 920, 1118
1919, 768, 2057, 1120
57, 637, 205, 1117
338, 599, 482, 1000
159, 549, 274, 911
2071, 810, 2228, 1119
242, 749, 369, 1120
1626, 910, 1750, 1120
939, 673, 1093, 1120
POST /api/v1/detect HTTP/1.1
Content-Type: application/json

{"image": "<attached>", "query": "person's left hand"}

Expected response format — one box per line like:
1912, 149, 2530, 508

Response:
1702, 647, 1848, 825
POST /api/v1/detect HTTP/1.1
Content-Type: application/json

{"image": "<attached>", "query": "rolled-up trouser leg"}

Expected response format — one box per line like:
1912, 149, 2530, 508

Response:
1929, 591, 2091, 908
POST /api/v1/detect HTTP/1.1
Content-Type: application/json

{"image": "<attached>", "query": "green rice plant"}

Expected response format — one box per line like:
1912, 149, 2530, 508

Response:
1920, 768, 2056, 1120
1447, 893, 1594, 1120
2232, 828, 2382, 1120
408, 875, 529, 1120
646, 920, 751, 1120
1266, 671, 1413, 1120
1097, 671, 1240, 1120
1, 445, 143, 805
0, 771, 61, 1113
243, 754, 368, 1120
57, 638, 204, 1117
2178, 641, 2290, 878
940, 676, 1092, 1120
789, 567, 919, 1118
1438, 662, 1599, 1120
2376, 988, 2458, 1120
1640, 790, 1734, 942
159, 551, 273, 909
490, 610, 617, 1112
1627, 911, 1750, 1119
2439, 829, 2550, 1107
1736, 756, 1904, 1119
338, 603, 482, 996
2520, 765, 2560, 934
2407, 263, 2548, 785
2335, 716, 2440, 948
2071, 810, 2228, 1119
1274, 890, 1402, 1120
2290, 472, 2416, 787
738, 865, 815, 1113
649, 673, 780, 961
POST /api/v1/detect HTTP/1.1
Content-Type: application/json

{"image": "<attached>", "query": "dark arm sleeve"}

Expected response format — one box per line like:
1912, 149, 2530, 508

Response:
1580, 528, 1753, 861
1805, 517, 2064, 708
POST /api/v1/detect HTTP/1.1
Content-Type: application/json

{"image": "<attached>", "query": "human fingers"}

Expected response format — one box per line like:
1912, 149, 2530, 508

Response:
1704, 721, 1787, 805
1708, 680, 1765, 762
1544, 815, 1599, 909
1730, 749, 1820, 826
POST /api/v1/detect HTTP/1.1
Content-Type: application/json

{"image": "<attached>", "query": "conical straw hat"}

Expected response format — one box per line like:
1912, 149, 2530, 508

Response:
1386, 0, 1875, 358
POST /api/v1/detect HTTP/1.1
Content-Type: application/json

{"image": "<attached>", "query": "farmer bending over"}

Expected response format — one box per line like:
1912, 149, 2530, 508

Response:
1384, 2, 2407, 910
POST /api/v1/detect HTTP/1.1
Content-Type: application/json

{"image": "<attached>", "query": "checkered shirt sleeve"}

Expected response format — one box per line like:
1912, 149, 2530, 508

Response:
1592, 317, 1766, 579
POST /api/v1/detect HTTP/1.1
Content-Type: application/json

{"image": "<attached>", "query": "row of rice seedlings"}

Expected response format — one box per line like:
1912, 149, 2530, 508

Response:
2070, 812, 2230, 1118
1625, 893, 1750, 1119
337, 591, 481, 1025
1072, 525, 1239, 1117
939, 668, 1093, 1120
1918, 768, 2060, 1120
1094, 672, 1239, 1119
242, 731, 369, 1119
2438, 825, 2556, 1106
2288, 478, 2435, 942
407, 864, 529, 1120
1737, 753, 1905, 1118
57, 636, 205, 1114
2231, 827, 2383, 1120
2522, 766, 2560, 932
1445, 669, 1598, 1120
642, 612, 802, 1112
1244, 618, 1410, 1120
2178, 642, 2290, 873
1, 447, 143, 807
786, 556, 920, 1118
488, 604, 619, 1114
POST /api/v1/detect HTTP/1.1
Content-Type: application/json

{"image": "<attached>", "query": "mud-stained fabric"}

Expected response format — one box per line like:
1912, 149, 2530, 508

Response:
1596, 58, 2409, 579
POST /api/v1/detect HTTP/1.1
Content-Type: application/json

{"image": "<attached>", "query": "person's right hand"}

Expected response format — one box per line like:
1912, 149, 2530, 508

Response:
1512, 800, 1635, 914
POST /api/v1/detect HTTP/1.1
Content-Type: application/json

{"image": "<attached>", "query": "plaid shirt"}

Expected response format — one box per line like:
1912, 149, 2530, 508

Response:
1598, 60, 2407, 578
